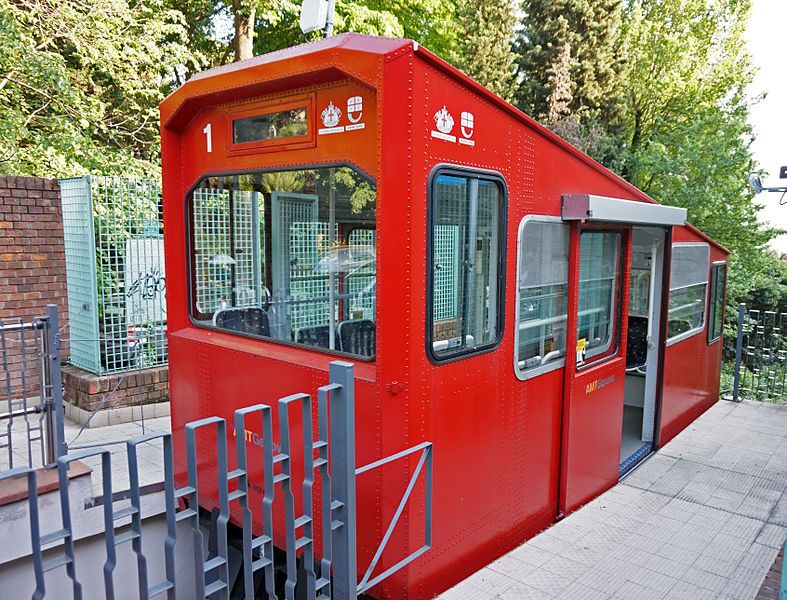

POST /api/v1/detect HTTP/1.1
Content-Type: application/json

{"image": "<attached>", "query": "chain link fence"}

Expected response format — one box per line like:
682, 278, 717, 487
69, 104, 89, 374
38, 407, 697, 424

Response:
61, 176, 166, 375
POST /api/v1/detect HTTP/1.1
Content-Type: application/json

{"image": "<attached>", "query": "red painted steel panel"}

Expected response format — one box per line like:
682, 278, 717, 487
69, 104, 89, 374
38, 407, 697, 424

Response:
160, 33, 728, 599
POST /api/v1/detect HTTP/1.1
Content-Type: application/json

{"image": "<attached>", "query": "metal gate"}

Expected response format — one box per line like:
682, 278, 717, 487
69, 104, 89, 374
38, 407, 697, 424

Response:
1, 360, 433, 599
0, 304, 67, 470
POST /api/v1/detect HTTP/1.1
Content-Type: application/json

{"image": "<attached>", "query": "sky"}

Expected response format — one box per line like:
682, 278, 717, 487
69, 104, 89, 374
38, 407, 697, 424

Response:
745, 0, 787, 254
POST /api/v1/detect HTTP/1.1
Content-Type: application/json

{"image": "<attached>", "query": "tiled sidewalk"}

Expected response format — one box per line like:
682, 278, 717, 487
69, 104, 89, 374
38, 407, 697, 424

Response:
438, 400, 787, 600
63, 414, 170, 496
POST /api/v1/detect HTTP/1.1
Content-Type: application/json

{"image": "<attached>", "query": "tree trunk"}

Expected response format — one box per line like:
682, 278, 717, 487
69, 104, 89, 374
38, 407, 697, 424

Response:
233, 0, 255, 62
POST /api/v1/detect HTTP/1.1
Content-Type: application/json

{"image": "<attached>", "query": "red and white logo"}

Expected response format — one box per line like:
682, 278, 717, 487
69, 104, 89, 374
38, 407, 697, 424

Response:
321, 101, 341, 128
346, 96, 365, 130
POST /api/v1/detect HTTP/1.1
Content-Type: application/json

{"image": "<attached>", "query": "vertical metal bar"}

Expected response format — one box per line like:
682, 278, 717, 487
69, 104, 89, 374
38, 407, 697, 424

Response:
278, 394, 303, 600
45, 305, 67, 460
733, 303, 745, 401
317, 385, 334, 597
232, 407, 255, 600
328, 168, 337, 350
461, 178, 479, 344
299, 394, 317, 599
234, 403, 279, 599
161, 434, 177, 600
185, 417, 230, 599
324, 0, 335, 36
328, 361, 357, 600
0, 319, 11, 469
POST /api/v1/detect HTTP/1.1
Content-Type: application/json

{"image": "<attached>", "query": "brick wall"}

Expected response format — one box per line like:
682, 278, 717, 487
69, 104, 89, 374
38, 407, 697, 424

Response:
0, 176, 68, 396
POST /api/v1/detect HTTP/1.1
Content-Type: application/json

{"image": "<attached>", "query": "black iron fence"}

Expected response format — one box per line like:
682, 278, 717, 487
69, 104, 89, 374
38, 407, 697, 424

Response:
731, 303, 787, 402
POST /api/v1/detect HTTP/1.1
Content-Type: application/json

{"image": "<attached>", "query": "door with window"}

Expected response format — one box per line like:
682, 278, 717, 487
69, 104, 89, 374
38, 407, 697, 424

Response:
559, 226, 631, 514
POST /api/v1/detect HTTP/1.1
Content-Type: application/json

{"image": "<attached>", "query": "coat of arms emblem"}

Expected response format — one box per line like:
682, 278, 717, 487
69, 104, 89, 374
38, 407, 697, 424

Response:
321, 102, 341, 128
434, 106, 454, 134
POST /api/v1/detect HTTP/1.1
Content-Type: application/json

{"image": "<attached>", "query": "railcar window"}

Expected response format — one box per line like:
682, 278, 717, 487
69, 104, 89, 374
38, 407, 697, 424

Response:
667, 243, 709, 343
428, 170, 505, 361
576, 231, 622, 363
232, 108, 307, 144
188, 167, 377, 359
707, 262, 727, 343
516, 219, 570, 378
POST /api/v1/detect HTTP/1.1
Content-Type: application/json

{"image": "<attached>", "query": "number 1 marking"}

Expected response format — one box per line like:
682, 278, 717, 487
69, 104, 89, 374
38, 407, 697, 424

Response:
203, 123, 212, 153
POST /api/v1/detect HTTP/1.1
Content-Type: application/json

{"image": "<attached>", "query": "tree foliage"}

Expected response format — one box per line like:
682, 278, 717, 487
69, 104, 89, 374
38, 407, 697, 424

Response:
0, 0, 193, 177
455, 0, 517, 101
516, 0, 625, 122
516, 0, 781, 307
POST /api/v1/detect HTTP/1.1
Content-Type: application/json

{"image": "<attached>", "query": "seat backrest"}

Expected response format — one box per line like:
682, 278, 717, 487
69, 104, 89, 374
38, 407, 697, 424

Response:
214, 307, 270, 337
338, 319, 375, 357
626, 315, 649, 368
295, 324, 331, 349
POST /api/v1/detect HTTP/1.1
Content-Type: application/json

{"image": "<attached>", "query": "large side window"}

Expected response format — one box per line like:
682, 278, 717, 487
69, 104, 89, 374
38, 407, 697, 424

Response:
667, 243, 710, 343
428, 169, 506, 361
189, 167, 377, 359
576, 231, 623, 364
515, 218, 570, 378
707, 261, 727, 343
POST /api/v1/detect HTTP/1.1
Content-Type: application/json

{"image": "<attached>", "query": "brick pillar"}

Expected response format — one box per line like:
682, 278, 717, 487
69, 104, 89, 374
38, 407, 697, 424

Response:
0, 176, 68, 396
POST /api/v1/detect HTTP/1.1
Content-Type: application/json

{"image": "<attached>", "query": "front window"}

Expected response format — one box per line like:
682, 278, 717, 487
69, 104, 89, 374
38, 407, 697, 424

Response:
427, 169, 506, 360
189, 166, 377, 359
667, 243, 709, 343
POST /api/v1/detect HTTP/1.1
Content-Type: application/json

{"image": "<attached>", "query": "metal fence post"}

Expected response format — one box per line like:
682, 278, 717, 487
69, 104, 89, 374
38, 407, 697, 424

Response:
732, 303, 745, 402
44, 304, 67, 462
329, 361, 357, 600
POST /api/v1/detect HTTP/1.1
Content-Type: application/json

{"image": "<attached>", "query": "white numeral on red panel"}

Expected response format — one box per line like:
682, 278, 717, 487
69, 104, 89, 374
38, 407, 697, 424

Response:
203, 123, 212, 153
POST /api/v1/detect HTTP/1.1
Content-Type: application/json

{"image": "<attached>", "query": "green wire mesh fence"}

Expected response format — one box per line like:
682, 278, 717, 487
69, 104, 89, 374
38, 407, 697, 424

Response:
61, 176, 166, 375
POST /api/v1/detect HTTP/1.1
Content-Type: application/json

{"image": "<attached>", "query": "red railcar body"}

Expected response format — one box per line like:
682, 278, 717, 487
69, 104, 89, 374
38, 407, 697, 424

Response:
160, 34, 728, 599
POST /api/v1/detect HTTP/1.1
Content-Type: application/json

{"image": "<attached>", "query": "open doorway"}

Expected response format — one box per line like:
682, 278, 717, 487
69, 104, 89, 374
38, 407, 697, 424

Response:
620, 227, 667, 475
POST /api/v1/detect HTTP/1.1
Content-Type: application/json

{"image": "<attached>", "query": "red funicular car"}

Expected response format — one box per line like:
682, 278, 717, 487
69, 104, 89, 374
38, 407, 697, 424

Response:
160, 33, 728, 599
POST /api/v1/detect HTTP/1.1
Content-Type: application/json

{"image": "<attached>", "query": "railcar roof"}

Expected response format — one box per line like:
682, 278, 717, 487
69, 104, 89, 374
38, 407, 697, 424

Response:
161, 32, 727, 254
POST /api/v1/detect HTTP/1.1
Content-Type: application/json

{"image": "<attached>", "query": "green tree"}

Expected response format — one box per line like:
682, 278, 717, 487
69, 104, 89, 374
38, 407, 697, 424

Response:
515, 0, 625, 121
455, 0, 517, 101
0, 0, 194, 177
613, 0, 778, 303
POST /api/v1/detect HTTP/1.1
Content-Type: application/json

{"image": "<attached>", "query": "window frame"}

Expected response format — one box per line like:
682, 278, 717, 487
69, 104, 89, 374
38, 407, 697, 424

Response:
425, 164, 508, 364
666, 242, 710, 346
707, 260, 727, 344
514, 215, 570, 380
184, 162, 378, 362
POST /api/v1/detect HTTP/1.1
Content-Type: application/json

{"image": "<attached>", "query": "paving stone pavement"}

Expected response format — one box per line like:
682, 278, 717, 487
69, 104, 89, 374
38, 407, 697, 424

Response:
1, 412, 171, 497
63, 414, 170, 497
438, 400, 787, 600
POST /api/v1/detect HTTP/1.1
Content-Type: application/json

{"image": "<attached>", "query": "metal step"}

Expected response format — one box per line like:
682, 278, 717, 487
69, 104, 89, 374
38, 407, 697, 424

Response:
42, 554, 71, 573
148, 580, 175, 598
203, 556, 226, 573
40, 528, 69, 545
114, 530, 140, 545
113, 506, 138, 521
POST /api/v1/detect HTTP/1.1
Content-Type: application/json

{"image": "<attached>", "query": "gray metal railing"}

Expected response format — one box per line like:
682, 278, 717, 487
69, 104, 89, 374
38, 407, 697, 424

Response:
3, 360, 433, 599
0, 304, 67, 469
731, 303, 787, 402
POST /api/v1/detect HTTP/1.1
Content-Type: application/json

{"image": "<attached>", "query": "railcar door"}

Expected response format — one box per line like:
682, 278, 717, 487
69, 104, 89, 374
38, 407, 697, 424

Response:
559, 224, 631, 514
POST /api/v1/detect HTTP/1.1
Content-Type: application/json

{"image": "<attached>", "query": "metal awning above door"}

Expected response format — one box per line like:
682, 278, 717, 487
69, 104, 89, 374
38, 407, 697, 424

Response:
561, 194, 687, 227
